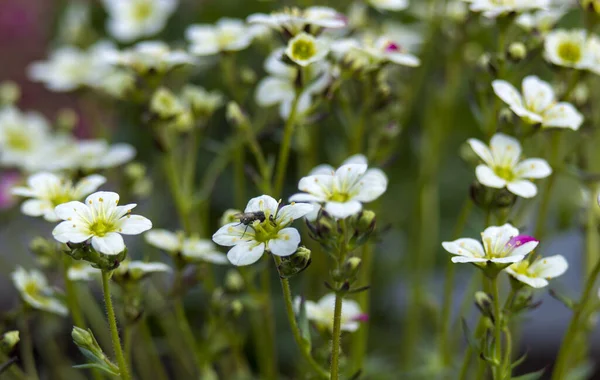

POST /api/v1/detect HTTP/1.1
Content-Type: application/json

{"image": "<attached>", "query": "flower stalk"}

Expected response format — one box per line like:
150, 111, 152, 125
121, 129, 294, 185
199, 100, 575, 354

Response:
101, 270, 131, 380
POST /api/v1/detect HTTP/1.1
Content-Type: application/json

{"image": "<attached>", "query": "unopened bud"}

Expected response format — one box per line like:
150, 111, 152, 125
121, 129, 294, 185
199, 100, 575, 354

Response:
150, 88, 185, 119
225, 270, 244, 293
0, 81, 20, 106
226, 102, 249, 129
507, 42, 527, 61
72, 326, 96, 349
229, 299, 244, 317
56, 108, 78, 132
240, 67, 257, 85
1, 331, 20, 354
470, 181, 516, 210
477, 53, 495, 74
277, 246, 312, 279
124, 163, 146, 181
343, 257, 362, 280
72, 326, 119, 375
356, 210, 376, 235
475, 291, 494, 321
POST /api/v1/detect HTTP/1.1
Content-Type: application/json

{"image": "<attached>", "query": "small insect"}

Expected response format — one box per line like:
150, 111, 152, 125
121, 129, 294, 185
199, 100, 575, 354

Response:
234, 211, 267, 238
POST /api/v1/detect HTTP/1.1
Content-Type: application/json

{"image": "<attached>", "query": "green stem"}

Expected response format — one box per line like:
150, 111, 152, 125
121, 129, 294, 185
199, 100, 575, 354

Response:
330, 292, 344, 380
233, 148, 246, 209
491, 277, 503, 380
585, 185, 599, 279
259, 268, 277, 380
349, 243, 373, 372
273, 94, 301, 198
123, 326, 132, 374
164, 151, 191, 233
551, 243, 600, 379
18, 312, 38, 380
138, 319, 169, 380
101, 271, 131, 380
274, 256, 329, 379
458, 346, 472, 380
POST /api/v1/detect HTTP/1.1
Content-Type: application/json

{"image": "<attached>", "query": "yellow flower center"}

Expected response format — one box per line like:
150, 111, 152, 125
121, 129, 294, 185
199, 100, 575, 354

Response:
329, 192, 351, 202
23, 281, 49, 305
510, 260, 530, 275
291, 38, 316, 61
132, 1, 153, 22
494, 166, 515, 181
557, 41, 582, 63
217, 30, 238, 46
89, 219, 115, 237
5, 130, 31, 151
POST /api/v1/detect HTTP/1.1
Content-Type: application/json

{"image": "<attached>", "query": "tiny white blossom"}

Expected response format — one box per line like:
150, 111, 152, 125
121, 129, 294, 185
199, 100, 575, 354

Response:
113, 260, 171, 280
186, 18, 257, 56
290, 161, 388, 219
294, 294, 366, 332
68, 262, 101, 282
11, 172, 106, 222
368, 0, 409, 11
247, 6, 346, 35
212, 195, 313, 266
12, 267, 68, 316
466, 0, 550, 18
145, 229, 228, 264
506, 255, 568, 288
331, 35, 420, 69
52, 191, 152, 256
72, 140, 137, 171
492, 76, 584, 130
468, 133, 552, 198
0, 107, 51, 169
285, 33, 330, 67
103, 0, 177, 42
106, 41, 195, 75
442, 224, 538, 265
544, 29, 591, 69
516, 9, 566, 33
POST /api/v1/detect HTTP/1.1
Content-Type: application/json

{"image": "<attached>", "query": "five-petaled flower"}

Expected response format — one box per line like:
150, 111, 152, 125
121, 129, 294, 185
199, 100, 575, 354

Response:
12, 172, 106, 222
12, 267, 68, 316
52, 191, 152, 256
247, 6, 346, 36
466, 0, 550, 19
442, 223, 539, 266
212, 195, 313, 266
102, 0, 177, 42
294, 293, 367, 332
468, 133, 552, 198
506, 255, 568, 288
492, 76, 583, 130
285, 32, 330, 67
544, 29, 591, 69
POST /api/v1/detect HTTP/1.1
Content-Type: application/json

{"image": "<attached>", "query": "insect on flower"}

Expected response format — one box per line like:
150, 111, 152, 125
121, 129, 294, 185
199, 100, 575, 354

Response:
233, 210, 275, 238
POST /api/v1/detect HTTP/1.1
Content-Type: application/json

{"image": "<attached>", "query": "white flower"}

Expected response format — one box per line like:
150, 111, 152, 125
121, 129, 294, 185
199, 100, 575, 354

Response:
516, 9, 566, 33
289, 161, 388, 219
52, 191, 152, 256
255, 48, 332, 118
468, 133, 552, 198
70, 140, 137, 171
247, 6, 346, 35
12, 267, 68, 316
368, 0, 409, 11
106, 41, 195, 75
11, 172, 106, 222
294, 293, 366, 332
331, 35, 420, 69
68, 262, 101, 281
442, 224, 538, 265
585, 35, 600, 76
145, 229, 228, 264
492, 76, 584, 130
506, 255, 568, 288
212, 195, 313, 266
28, 42, 116, 92
544, 29, 591, 69
103, 0, 177, 42
285, 33, 330, 67
466, 0, 550, 18
113, 260, 171, 280
0, 107, 51, 169
186, 18, 257, 56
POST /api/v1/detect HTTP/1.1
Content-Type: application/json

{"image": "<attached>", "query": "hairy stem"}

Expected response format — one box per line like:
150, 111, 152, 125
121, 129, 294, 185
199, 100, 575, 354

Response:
101, 271, 131, 380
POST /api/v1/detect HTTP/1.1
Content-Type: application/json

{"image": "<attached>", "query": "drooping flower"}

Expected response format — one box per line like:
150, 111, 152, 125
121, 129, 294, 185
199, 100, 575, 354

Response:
331, 34, 420, 69
52, 191, 152, 256
289, 161, 388, 219
465, 0, 550, 18
106, 41, 195, 75
11, 172, 106, 222
368, 0, 409, 11
492, 76, 583, 130
0, 107, 51, 170
186, 18, 257, 56
294, 294, 366, 332
255, 48, 332, 118
468, 133, 552, 198
516, 9, 566, 33
145, 229, 228, 264
506, 255, 568, 288
544, 29, 591, 69
247, 6, 347, 36
103, 0, 177, 42
212, 195, 313, 266
11, 267, 68, 316
442, 224, 538, 266
285, 32, 330, 67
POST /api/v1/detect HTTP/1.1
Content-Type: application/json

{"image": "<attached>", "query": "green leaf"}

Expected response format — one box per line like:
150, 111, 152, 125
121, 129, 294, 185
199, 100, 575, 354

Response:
510, 351, 528, 370
511, 368, 545, 380
73, 363, 120, 377
297, 297, 312, 351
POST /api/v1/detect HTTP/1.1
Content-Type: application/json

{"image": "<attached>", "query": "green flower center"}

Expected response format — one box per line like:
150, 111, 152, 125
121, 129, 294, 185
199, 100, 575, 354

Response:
5, 130, 31, 151
291, 39, 316, 61
89, 220, 116, 237
132, 1, 153, 21
23, 281, 48, 305
217, 30, 237, 46
510, 260, 530, 275
329, 192, 351, 202
251, 218, 281, 243
557, 41, 582, 63
494, 166, 515, 182
50, 193, 73, 207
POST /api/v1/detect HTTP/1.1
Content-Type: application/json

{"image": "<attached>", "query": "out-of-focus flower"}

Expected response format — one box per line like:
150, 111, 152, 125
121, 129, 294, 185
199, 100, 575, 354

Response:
0, 107, 51, 169
294, 294, 366, 332
585, 36, 600, 76
53, 191, 152, 256
332, 35, 420, 70
255, 48, 332, 118
212, 195, 313, 266
446, 0, 470, 21
68, 262, 101, 281
492, 76, 584, 130
1, 331, 20, 354
11, 172, 106, 222
0, 172, 20, 209
28, 41, 116, 92
516, 9, 566, 33
468, 133, 552, 198
368, 0, 409, 11
57, 2, 91, 45
506, 255, 568, 288
103, 0, 177, 42
285, 32, 330, 66
71, 140, 137, 171
145, 229, 228, 264
290, 160, 388, 219
180, 85, 224, 119
186, 18, 257, 56
544, 29, 591, 69
247, 6, 347, 36
106, 41, 195, 75
465, 0, 550, 18
442, 224, 538, 265
11, 267, 68, 316
113, 260, 171, 281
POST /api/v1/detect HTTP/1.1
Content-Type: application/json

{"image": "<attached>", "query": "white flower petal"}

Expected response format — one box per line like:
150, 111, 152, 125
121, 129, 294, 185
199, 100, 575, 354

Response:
490, 133, 521, 168
288, 193, 323, 203
490, 255, 527, 264
245, 195, 279, 215
482, 224, 520, 254
21, 199, 53, 218
451, 256, 489, 263
442, 238, 485, 258
255, 77, 295, 106
335, 164, 368, 190
507, 180, 538, 198
53, 221, 92, 243
213, 223, 254, 246
522, 75, 555, 113
352, 168, 388, 203
276, 203, 315, 225
467, 138, 494, 166
508, 272, 549, 288
268, 227, 301, 256
530, 255, 568, 279
324, 200, 363, 219
117, 215, 152, 235
54, 201, 92, 222
475, 165, 507, 189
91, 233, 125, 255
542, 102, 584, 130
145, 229, 181, 252
298, 175, 334, 200
514, 158, 552, 179
73, 175, 106, 198
227, 241, 265, 266
492, 80, 524, 109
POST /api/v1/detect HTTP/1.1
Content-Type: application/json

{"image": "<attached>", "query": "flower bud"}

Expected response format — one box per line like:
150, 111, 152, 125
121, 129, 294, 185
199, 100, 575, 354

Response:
507, 42, 527, 61
226, 102, 250, 129
72, 326, 119, 375
125, 163, 146, 182
1, 331, 20, 354
225, 270, 244, 293
470, 182, 516, 210
476, 53, 495, 75
229, 299, 244, 318
56, 108, 78, 133
474, 291, 494, 321
0, 81, 20, 106
150, 88, 186, 119
356, 210, 376, 235
65, 242, 127, 271
181, 85, 223, 120
72, 326, 96, 349
341, 257, 362, 282
240, 67, 257, 85
277, 246, 312, 279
